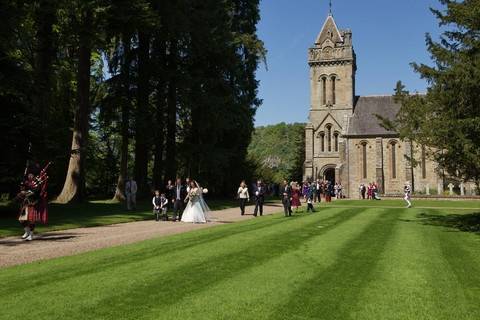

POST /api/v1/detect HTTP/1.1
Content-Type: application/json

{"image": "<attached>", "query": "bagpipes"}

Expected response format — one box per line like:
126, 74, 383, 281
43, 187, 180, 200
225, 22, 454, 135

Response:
17, 161, 53, 206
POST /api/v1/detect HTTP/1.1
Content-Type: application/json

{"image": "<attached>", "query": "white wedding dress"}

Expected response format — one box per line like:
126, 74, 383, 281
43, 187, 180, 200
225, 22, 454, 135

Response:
181, 187, 210, 223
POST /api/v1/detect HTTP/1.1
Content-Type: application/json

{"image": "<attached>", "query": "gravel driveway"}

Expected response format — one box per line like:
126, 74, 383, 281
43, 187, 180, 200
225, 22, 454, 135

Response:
0, 203, 283, 268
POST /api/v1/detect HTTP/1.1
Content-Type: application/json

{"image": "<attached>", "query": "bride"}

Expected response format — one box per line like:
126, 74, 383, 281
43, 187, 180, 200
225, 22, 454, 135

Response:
181, 180, 210, 223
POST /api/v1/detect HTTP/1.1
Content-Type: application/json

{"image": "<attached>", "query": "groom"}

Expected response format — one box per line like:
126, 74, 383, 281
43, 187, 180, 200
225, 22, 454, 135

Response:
172, 178, 187, 222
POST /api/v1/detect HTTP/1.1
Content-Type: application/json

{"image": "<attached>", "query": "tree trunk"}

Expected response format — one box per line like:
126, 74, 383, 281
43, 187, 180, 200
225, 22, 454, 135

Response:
134, 31, 151, 196
113, 34, 133, 201
32, 0, 56, 156
152, 36, 167, 189
164, 39, 178, 181
55, 8, 92, 203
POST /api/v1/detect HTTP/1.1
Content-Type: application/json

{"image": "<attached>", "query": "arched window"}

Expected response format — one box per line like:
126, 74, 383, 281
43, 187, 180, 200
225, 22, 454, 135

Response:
334, 132, 339, 152
326, 125, 332, 152
421, 145, 427, 179
319, 132, 325, 152
331, 76, 336, 105
361, 142, 367, 179
390, 141, 397, 179
321, 77, 327, 105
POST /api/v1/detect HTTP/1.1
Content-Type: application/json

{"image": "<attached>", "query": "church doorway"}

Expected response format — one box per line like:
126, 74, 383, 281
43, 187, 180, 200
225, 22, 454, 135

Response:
324, 168, 335, 183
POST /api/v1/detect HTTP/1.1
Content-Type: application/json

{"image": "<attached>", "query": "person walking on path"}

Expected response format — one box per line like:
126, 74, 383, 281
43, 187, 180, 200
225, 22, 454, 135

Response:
125, 178, 138, 210
291, 182, 301, 212
152, 191, 168, 221
253, 180, 265, 217
237, 181, 250, 216
172, 178, 187, 221
280, 180, 292, 217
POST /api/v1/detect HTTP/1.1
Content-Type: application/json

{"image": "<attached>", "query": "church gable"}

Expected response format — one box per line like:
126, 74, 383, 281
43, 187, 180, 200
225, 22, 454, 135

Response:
315, 15, 343, 46
314, 113, 343, 132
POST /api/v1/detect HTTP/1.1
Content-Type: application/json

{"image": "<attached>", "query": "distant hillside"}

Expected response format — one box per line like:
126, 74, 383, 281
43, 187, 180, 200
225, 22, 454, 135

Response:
247, 122, 305, 183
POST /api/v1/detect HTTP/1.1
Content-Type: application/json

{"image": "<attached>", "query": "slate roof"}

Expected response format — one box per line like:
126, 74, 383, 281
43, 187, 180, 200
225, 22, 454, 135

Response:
346, 95, 400, 137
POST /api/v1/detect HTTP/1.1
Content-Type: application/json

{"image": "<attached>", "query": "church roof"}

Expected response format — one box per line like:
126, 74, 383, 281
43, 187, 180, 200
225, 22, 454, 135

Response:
315, 15, 343, 45
346, 95, 400, 137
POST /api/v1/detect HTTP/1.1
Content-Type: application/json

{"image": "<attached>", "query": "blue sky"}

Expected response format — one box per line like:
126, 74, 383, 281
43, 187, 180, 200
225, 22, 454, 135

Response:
254, 0, 443, 126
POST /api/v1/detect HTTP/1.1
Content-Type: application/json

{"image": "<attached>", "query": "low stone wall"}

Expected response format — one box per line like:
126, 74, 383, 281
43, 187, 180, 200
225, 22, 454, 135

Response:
382, 194, 480, 200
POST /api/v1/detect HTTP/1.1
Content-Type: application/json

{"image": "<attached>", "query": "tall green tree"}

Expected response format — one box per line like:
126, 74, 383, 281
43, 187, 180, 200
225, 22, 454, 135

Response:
56, 1, 101, 203
390, 0, 480, 187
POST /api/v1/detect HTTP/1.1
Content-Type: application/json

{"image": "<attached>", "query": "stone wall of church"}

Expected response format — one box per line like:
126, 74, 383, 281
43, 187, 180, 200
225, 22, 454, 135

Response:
346, 138, 439, 198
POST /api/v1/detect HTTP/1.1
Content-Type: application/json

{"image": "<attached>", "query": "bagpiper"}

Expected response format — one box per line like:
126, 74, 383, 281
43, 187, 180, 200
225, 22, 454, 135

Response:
16, 162, 51, 241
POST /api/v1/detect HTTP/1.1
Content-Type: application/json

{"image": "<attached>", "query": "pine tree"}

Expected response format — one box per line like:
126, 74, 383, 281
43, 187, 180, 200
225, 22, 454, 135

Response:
392, 0, 480, 187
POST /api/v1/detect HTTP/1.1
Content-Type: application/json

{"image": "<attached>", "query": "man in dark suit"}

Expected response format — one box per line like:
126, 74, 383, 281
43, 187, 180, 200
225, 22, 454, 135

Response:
172, 178, 187, 221
280, 180, 292, 217
253, 180, 265, 217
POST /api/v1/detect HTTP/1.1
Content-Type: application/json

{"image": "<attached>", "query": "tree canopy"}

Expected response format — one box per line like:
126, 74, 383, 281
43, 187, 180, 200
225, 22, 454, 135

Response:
247, 122, 305, 184
0, 0, 265, 200
389, 0, 480, 186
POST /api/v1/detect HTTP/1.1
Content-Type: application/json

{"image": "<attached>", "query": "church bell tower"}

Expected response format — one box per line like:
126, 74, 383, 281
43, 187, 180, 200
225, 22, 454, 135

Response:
304, 12, 356, 181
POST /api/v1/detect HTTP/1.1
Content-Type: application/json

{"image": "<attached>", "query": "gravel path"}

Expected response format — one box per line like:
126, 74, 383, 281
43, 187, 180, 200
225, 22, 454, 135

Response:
0, 203, 283, 269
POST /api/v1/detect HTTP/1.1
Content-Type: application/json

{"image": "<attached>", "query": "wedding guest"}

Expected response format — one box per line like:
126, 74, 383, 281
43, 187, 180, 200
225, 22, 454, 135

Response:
280, 180, 292, 217
325, 181, 333, 202
153, 190, 168, 221
306, 195, 315, 213
172, 178, 187, 221
125, 177, 138, 210
360, 184, 366, 199
253, 180, 265, 217
404, 182, 412, 208
237, 180, 250, 216
315, 179, 322, 202
337, 182, 343, 199
302, 182, 309, 201
367, 183, 373, 200
165, 179, 174, 202
372, 183, 381, 200
291, 182, 301, 211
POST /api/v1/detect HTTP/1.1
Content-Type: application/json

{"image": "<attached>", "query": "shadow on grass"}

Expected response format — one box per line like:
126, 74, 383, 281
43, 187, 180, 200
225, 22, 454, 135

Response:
416, 212, 480, 234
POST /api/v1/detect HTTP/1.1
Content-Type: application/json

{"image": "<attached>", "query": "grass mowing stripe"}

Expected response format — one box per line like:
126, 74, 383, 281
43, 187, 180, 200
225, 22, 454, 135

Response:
73, 208, 367, 320
154, 208, 385, 320
349, 207, 445, 320
0, 208, 362, 319
270, 208, 402, 320
351, 208, 480, 320
0, 213, 298, 293
431, 209, 480, 319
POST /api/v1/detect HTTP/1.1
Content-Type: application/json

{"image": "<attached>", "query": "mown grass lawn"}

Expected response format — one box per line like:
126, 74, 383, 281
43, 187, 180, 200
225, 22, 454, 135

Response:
0, 198, 241, 238
0, 201, 479, 320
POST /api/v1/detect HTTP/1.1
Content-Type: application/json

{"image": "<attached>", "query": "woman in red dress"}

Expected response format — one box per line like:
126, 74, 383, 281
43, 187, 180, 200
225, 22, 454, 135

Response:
291, 182, 301, 211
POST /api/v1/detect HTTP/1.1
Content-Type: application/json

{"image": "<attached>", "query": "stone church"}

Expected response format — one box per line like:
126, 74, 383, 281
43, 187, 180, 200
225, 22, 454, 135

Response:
304, 13, 440, 197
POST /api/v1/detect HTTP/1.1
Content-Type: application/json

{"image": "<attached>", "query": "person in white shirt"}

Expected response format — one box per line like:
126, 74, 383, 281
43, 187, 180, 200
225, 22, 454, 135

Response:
237, 181, 250, 215
125, 178, 138, 210
153, 190, 169, 221
404, 183, 412, 208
